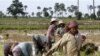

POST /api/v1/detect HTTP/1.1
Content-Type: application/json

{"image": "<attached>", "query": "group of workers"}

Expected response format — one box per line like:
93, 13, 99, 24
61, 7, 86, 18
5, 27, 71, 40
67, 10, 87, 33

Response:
4, 17, 86, 56
46, 18, 86, 56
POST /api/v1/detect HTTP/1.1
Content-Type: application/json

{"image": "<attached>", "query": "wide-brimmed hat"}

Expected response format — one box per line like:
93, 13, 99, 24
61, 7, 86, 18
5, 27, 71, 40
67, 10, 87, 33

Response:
58, 20, 64, 24
67, 20, 78, 28
50, 18, 57, 22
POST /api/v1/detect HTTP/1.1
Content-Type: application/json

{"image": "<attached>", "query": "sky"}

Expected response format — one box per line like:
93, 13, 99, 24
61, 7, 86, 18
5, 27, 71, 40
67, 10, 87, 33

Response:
0, 0, 100, 16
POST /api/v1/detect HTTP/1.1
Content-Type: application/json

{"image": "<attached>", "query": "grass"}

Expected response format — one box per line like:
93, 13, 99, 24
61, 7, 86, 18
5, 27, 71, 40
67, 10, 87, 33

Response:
52, 51, 100, 56
0, 44, 3, 56
0, 18, 100, 30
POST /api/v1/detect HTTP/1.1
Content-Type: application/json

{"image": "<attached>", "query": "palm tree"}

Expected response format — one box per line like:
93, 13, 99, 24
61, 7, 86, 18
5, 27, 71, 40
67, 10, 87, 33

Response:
88, 5, 93, 15
84, 13, 89, 18
67, 5, 78, 17
0, 11, 4, 18
48, 7, 52, 11
50, 11, 53, 17
97, 5, 100, 11
31, 12, 34, 17
72, 5, 78, 12
24, 5, 28, 17
54, 3, 60, 17
24, 5, 27, 11
59, 3, 66, 17
37, 6, 41, 12
48, 7, 53, 17
67, 6, 74, 16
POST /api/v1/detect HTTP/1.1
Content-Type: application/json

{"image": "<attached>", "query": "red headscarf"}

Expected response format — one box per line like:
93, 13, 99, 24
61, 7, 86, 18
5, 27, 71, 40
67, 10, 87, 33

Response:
65, 20, 78, 32
67, 20, 78, 28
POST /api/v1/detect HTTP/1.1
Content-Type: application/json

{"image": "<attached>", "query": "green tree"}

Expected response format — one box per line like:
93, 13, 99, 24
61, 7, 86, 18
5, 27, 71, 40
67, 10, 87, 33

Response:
67, 5, 78, 17
90, 13, 96, 19
50, 11, 53, 17
37, 6, 41, 12
7, 0, 25, 19
48, 7, 53, 17
68, 15, 72, 18
43, 7, 49, 17
36, 12, 42, 17
43, 11, 49, 17
0, 11, 4, 18
97, 10, 100, 18
97, 5, 100, 11
72, 5, 78, 12
48, 7, 52, 11
88, 5, 93, 15
97, 5, 100, 19
88, 5, 94, 20
59, 3, 66, 17
84, 13, 89, 18
67, 6, 74, 16
37, 6, 42, 17
24, 5, 27, 11
54, 3, 66, 17
54, 3, 60, 17
24, 5, 28, 18
75, 11, 82, 20
31, 12, 34, 17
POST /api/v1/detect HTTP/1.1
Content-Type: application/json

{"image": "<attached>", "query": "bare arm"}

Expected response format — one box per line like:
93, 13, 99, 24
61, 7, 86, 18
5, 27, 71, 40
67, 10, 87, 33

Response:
46, 33, 69, 56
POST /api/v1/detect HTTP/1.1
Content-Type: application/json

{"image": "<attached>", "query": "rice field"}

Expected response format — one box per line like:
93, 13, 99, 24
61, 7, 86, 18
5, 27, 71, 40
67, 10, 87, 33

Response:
0, 18, 100, 30
1, 18, 100, 56
0, 44, 3, 56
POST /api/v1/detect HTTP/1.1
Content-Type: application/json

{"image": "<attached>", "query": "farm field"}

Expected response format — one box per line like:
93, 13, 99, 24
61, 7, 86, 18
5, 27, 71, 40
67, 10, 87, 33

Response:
0, 18, 100, 30
0, 18, 100, 56
1, 30, 100, 56
0, 44, 3, 56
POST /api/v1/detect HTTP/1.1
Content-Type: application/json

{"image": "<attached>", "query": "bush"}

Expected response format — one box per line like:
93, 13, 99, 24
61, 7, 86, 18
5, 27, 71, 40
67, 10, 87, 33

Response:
90, 13, 96, 19
75, 11, 82, 20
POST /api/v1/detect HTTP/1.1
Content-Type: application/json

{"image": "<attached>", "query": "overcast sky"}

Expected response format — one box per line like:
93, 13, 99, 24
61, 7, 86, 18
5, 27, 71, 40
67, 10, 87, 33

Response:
0, 0, 100, 15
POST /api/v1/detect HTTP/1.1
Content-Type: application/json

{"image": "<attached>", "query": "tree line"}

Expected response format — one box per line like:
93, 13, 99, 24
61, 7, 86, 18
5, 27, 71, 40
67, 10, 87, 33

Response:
0, 0, 100, 20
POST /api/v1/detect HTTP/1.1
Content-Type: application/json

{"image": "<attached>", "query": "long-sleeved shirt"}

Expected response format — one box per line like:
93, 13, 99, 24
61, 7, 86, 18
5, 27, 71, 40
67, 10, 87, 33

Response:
56, 27, 65, 37
46, 32, 82, 56
46, 24, 56, 38
12, 42, 32, 56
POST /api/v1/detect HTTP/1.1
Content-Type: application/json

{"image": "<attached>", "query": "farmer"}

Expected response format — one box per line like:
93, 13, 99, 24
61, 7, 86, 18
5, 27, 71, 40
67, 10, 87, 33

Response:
4, 40, 18, 56
56, 20, 65, 37
46, 18, 58, 49
12, 42, 32, 56
32, 35, 49, 56
46, 20, 83, 56
81, 35, 86, 43
4, 42, 13, 56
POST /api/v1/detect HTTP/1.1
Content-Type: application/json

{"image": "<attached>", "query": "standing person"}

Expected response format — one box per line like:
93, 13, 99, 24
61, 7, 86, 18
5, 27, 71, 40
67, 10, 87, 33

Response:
56, 20, 65, 37
46, 18, 58, 49
46, 20, 82, 56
